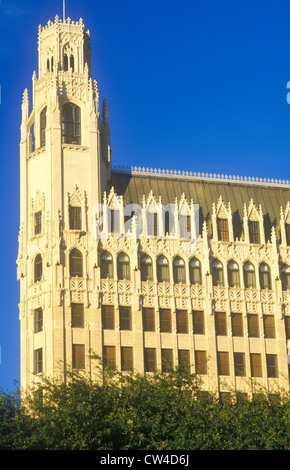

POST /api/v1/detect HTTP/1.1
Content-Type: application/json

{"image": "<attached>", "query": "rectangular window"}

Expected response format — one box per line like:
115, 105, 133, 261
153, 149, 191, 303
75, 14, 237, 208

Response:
142, 308, 155, 332
71, 303, 84, 328
144, 348, 156, 372
161, 349, 173, 372
286, 223, 290, 246
110, 209, 120, 234
69, 206, 82, 230
102, 305, 115, 330
263, 315, 275, 339
234, 352, 245, 376
178, 350, 190, 369
266, 354, 278, 378
217, 351, 229, 376
285, 316, 290, 340
250, 353, 262, 377
120, 306, 132, 330
72, 344, 85, 369
217, 218, 228, 241
176, 309, 188, 334
195, 350, 207, 375
192, 310, 205, 334
34, 308, 43, 333
121, 347, 133, 371
231, 313, 243, 337
215, 312, 227, 336
160, 309, 172, 333
103, 346, 116, 369
248, 314, 259, 337
179, 214, 191, 239
34, 348, 43, 374
34, 211, 42, 235
249, 221, 260, 244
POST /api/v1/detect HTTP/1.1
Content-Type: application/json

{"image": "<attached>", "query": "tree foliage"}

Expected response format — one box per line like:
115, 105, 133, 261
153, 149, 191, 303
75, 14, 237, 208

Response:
0, 364, 289, 450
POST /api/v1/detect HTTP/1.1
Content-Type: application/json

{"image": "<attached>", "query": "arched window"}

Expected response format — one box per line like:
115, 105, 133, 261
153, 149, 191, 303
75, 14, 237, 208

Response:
64, 53, 68, 71
189, 258, 202, 285
259, 262, 271, 290
34, 254, 43, 283
40, 107, 47, 148
117, 252, 130, 281
281, 264, 290, 291
100, 251, 113, 279
157, 255, 169, 283
173, 256, 186, 284
243, 262, 256, 288
228, 260, 240, 287
61, 103, 81, 145
212, 259, 224, 287
140, 254, 153, 282
69, 249, 83, 277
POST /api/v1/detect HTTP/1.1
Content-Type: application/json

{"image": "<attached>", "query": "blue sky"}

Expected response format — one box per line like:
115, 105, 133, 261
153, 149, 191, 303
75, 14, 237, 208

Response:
1, 0, 290, 391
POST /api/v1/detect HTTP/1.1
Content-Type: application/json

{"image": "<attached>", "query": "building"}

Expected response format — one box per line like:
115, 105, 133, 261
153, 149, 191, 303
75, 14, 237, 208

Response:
17, 14, 290, 398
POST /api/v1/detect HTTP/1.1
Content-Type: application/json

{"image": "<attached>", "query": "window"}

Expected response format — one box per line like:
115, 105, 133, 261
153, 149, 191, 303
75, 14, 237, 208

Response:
250, 353, 262, 377
40, 107, 47, 148
266, 354, 278, 378
217, 352, 229, 376
120, 306, 132, 330
195, 351, 207, 375
117, 252, 130, 280
286, 223, 290, 246
100, 251, 113, 279
215, 312, 227, 336
34, 308, 43, 334
34, 254, 43, 283
157, 255, 170, 283
179, 213, 191, 239
103, 346, 116, 369
102, 305, 114, 330
121, 347, 133, 371
173, 256, 186, 284
144, 348, 156, 372
189, 258, 202, 285
161, 349, 173, 372
244, 262, 256, 288
61, 103, 81, 145
34, 211, 42, 235
217, 218, 228, 241
34, 348, 43, 374
176, 309, 188, 334
248, 314, 259, 337
264, 315, 275, 339
281, 264, 290, 291
249, 220, 260, 244
69, 206, 82, 230
72, 344, 85, 369
160, 309, 171, 333
178, 350, 190, 369
110, 209, 121, 235
285, 316, 290, 340
259, 263, 271, 290
192, 310, 205, 334
228, 260, 240, 287
142, 308, 155, 332
212, 259, 224, 287
69, 249, 83, 277
234, 352, 245, 376
147, 211, 158, 237
71, 303, 84, 328
231, 313, 243, 337
140, 254, 153, 282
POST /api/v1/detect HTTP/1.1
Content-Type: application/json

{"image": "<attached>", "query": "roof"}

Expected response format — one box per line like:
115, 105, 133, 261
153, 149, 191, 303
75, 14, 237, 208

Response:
107, 167, 290, 240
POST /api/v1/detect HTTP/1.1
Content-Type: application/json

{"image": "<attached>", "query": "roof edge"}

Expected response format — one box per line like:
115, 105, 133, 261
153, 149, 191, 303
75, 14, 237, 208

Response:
112, 165, 290, 189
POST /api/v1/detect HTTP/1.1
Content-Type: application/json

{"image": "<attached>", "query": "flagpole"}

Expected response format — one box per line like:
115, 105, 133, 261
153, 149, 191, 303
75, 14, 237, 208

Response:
63, 0, 65, 21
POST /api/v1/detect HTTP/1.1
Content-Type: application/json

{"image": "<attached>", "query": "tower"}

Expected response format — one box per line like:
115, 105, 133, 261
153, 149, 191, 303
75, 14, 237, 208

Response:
17, 15, 111, 389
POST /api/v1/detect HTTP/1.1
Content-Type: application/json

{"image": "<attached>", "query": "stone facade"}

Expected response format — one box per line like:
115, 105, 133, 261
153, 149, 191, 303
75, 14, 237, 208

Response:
17, 15, 290, 398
